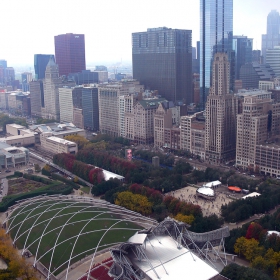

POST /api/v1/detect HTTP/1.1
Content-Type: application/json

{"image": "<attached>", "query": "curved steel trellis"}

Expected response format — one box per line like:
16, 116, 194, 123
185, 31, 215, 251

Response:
4, 195, 157, 279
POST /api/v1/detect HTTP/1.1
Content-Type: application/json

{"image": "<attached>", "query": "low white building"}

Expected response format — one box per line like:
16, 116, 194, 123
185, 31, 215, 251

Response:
40, 134, 77, 154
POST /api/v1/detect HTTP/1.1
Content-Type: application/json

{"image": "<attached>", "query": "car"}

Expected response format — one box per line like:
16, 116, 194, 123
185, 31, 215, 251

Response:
251, 175, 255, 178
5, 170, 11, 173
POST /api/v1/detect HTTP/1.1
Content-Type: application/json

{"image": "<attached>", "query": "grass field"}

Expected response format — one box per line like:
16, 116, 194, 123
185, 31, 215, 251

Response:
9, 200, 143, 275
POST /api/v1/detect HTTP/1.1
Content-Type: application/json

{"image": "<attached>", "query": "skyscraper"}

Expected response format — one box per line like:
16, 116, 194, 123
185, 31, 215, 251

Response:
266, 46, 280, 76
54, 33, 86, 76
34, 54, 55, 80
232, 36, 253, 80
82, 86, 99, 131
200, 0, 233, 107
132, 27, 192, 104
43, 57, 75, 120
262, 10, 280, 63
205, 53, 237, 164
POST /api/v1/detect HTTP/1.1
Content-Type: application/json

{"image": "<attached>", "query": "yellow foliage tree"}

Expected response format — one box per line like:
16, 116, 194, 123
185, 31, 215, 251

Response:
174, 213, 195, 225
0, 229, 37, 279
64, 135, 89, 149
115, 191, 152, 215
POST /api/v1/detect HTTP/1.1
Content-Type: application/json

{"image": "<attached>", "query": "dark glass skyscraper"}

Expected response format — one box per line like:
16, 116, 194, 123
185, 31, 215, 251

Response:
232, 36, 253, 80
54, 33, 86, 77
82, 86, 99, 131
200, 0, 233, 107
132, 27, 192, 104
34, 54, 55, 80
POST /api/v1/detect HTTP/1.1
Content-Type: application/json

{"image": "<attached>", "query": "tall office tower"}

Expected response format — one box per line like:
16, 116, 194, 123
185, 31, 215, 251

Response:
262, 10, 280, 63
34, 54, 55, 80
232, 36, 253, 80
266, 46, 280, 77
200, 0, 233, 107
82, 86, 99, 131
59, 86, 83, 123
132, 27, 193, 104
21, 72, 32, 92
205, 53, 238, 164
29, 80, 44, 116
54, 33, 86, 76
43, 57, 74, 120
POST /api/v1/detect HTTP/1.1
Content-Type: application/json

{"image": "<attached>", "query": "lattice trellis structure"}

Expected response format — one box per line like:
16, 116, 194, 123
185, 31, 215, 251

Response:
4, 195, 157, 280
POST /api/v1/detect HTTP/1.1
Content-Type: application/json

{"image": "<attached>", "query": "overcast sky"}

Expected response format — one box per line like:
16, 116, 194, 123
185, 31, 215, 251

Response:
1, 0, 279, 67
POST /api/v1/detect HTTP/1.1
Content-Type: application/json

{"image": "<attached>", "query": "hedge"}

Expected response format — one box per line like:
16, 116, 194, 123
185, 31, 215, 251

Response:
51, 173, 80, 190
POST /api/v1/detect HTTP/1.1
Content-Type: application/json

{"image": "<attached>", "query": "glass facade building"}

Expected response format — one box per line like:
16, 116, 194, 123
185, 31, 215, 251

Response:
34, 54, 55, 80
54, 33, 86, 77
82, 87, 99, 131
200, 0, 233, 107
132, 27, 193, 104
232, 36, 253, 80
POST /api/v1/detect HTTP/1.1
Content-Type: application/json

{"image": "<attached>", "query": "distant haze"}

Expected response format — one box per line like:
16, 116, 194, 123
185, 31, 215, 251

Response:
0, 0, 278, 67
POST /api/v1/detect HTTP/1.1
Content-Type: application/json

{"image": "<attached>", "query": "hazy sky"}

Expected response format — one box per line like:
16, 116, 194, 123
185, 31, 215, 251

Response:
1, 0, 279, 67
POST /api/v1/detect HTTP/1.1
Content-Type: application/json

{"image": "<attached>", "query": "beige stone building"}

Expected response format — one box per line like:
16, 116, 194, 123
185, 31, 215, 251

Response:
133, 98, 166, 145
236, 90, 280, 174
154, 101, 180, 148
180, 111, 206, 160
205, 53, 238, 164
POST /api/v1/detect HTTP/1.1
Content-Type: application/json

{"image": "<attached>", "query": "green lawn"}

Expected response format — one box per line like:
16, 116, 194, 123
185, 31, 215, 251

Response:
80, 187, 90, 194
9, 200, 142, 275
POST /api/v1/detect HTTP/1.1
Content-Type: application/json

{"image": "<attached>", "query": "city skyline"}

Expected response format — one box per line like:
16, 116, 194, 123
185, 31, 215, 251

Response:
0, 0, 279, 67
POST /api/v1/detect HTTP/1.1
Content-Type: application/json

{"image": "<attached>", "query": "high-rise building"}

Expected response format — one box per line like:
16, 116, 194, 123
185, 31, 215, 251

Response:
59, 86, 83, 123
200, 0, 233, 107
0, 60, 7, 69
99, 80, 144, 137
266, 46, 280, 77
205, 53, 238, 164
43, 57, 75, 120
21, 72, 32, 92
262, 10, 280, 63
252, 50, 261, 64
34, 54, 55, 80
132, 27, 193, 104
232, 36, 253, 80
29, 80, 44, 117
82, 86, 99, 131
235, 90, 280, 172
54, 33, 86, 76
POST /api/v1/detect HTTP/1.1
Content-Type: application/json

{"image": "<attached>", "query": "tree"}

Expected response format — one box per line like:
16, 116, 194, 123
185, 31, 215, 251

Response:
115, 191, 152, 215
0, 229, 37, 280
174, 213, 194, 224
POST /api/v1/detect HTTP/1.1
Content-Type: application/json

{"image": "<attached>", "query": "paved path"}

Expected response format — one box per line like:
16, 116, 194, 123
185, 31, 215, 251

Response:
168, 185, 234, 217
